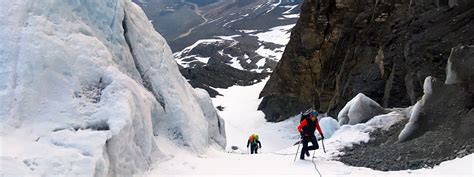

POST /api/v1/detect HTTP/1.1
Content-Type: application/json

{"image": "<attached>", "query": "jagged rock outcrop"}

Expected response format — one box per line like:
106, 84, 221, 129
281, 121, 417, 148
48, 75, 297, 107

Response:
339, 45, 473, 171
259, 0, 474, 122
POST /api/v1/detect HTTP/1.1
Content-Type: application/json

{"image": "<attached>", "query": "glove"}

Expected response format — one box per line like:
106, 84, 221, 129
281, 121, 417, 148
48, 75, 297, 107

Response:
321, 135, 325, 140
300, 132, 305, 137
259, 145, 262, 148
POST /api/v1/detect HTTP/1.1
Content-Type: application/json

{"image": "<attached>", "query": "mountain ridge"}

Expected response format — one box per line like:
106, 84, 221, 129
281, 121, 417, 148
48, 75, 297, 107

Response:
135, 0, 304, 97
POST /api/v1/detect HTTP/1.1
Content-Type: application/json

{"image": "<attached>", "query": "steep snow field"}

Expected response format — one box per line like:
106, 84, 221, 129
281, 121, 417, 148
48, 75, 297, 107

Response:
147, 79, 474, 177
212, 78, 299, 152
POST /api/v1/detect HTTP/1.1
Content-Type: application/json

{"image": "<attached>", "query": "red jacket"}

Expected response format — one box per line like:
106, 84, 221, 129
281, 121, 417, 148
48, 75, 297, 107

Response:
298, 115, 323, 137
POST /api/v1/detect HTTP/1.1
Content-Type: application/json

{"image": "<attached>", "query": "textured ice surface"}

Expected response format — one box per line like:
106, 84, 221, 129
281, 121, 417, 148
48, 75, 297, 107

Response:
337, 93, 386, 126
0, 0, 225, 176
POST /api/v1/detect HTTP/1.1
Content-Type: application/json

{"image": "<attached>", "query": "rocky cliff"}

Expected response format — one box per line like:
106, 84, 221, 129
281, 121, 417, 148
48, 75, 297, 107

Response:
339, 45, 473, 171
259, 0, 474, 122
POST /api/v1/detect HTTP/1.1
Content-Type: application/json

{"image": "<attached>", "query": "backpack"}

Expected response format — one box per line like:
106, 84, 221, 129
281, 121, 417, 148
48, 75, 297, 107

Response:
300, 109, 312, 122
248, 134, 258, 143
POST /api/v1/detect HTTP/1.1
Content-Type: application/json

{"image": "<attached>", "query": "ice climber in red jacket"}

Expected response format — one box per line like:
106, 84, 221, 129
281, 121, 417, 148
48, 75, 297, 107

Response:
297, 110, 324, 160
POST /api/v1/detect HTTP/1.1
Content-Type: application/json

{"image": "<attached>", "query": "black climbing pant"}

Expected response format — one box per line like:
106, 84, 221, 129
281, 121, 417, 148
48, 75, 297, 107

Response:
250, 144, 259, 154
300, 135, 319, 159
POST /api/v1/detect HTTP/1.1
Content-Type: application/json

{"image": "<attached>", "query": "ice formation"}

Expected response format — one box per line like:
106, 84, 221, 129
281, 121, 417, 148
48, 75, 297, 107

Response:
319, 117, 340, 138
337, 93, 386, 126
398, 77, 435, 142
0, 0, 225, 176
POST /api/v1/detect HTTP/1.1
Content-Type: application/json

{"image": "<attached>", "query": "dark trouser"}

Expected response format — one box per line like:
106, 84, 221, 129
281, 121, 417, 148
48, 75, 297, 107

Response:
300, 136, 319, 159
250, 144, 259, 154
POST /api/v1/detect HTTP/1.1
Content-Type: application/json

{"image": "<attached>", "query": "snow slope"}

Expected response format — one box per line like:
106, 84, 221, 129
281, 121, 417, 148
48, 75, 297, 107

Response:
212, 78, 300, 152
147, 147, 473, 177
0, 0, 224, 176
147, 79, 473, 177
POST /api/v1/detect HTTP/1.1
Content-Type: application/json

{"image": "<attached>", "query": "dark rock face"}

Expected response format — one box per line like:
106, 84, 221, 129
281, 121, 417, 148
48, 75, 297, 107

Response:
177, 37, 277, 72
259, 0, 474, 122
179, 62, 269, 97
339, 45, 474, 171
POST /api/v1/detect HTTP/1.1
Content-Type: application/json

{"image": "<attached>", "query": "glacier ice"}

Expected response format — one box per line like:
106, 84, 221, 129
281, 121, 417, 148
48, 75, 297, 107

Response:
398, 76, 435, 142
319, 117, 340, 138
192, 88, 227, 148
337, 93, 386, 126
0, 0, 225, 176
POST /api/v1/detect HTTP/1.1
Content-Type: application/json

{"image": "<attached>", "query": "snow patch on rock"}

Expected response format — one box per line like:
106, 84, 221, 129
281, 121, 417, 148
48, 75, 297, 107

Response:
366, 111, 407, 131
250, 24, 295, 45
174, 39, 223, 60
445, 54, 458, 85
445, 45, 474, 85
282, 5, 299, 14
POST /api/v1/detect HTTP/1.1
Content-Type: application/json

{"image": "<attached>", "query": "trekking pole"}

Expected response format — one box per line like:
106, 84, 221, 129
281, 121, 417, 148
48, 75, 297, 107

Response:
293, 138, 302, 162
321, 138, 326, 153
